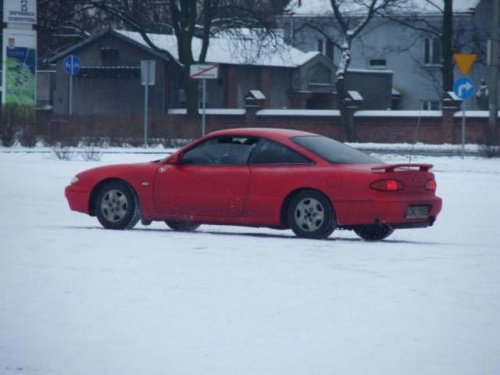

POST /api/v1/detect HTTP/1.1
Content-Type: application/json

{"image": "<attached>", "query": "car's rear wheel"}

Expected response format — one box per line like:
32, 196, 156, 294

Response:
95, 181, 140, 230
354, 225, 394, 241
287, 190, 336, 239
165, 221, 201, 232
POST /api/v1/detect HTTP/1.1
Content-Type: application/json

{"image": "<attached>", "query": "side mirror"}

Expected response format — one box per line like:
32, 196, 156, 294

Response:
168, 152, 183, 165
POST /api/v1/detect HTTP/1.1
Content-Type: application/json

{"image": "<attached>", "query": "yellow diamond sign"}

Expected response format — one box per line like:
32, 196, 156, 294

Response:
453, 53, 477, 76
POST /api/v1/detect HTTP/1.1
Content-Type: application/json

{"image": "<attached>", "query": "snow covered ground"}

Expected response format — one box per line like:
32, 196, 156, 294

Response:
1, 151, 499, 375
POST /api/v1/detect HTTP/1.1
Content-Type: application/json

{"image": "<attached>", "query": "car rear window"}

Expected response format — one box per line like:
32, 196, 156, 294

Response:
291, 135, 381, 164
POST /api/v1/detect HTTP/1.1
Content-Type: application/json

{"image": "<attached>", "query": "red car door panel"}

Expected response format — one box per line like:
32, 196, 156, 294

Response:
153, 165, 250, 217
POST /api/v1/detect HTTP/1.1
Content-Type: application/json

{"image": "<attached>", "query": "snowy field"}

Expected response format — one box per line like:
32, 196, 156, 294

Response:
1, 151, 500, 375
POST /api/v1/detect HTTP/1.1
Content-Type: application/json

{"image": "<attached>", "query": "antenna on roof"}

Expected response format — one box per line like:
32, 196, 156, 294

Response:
408, 105, 423, 165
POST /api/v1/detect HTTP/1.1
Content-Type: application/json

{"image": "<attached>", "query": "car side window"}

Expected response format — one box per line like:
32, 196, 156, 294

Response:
181, 136, 258, 165
249, 139, 313, 165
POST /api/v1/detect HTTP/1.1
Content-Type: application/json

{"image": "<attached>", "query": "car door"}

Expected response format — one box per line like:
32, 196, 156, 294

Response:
245, 139, 315, 221
153, 136, 257, 217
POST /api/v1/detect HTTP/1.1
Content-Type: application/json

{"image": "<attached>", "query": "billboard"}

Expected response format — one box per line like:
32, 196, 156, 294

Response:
3, 0, 37, 24
2, 29, 37, 105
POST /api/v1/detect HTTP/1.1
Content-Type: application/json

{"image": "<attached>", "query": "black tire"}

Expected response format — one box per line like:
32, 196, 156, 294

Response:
287, 190, 337, 239
354, 225, 394, 241
165, 221, 201, 232
95, 181, 140, 230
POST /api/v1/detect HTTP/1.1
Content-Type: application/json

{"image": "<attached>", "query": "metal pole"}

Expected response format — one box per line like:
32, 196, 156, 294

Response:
489, 0, 499, 144
69, 74, 73, 116
202, 78, 207, 136
461, 99, 466, 159
144, 81, 149, 149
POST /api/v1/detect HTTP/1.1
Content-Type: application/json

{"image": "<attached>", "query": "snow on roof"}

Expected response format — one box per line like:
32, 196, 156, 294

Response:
257, 109, 341, 116
249, 90, 266, 100
169, 108, 246, 116
115, 30, 320, 68
348, 90, 363, 100
446, 92, 461, 101
355, 110, 442, 117
453, 111, 500, 118
348, 68, 393, 74
286, 0, 481, 16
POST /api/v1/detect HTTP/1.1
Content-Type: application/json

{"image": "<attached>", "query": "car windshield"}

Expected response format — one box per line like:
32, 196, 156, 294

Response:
291, 135, 381, 164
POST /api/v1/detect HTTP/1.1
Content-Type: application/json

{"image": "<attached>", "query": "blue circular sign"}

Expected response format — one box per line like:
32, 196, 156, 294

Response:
63, 55, 81, 76
453, 77, 475, 100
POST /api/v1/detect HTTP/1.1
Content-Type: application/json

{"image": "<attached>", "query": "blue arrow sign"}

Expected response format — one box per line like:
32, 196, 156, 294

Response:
63, 55, 81, 76
453, 77, 475, 100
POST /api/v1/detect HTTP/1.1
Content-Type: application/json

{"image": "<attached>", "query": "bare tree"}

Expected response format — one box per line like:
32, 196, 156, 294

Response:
383, 0, 488, 98
329, 0, 403, 141
37, 0, 114, 60
82, 0, 285, 115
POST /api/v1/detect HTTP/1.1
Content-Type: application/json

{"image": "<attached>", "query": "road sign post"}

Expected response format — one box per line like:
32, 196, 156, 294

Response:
453, 53, 477, 159
63, 55, 81, 116
141, 60, 156, 148
190, 64, 219, 136
453, 77, 475, 159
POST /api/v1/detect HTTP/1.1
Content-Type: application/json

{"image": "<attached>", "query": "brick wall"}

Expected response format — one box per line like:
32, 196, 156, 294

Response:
32, 109, 498, 146
355, 117, 442, 144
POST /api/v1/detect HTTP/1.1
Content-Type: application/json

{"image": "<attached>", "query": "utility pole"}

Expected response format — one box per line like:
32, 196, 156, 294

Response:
489, 0, 500, 144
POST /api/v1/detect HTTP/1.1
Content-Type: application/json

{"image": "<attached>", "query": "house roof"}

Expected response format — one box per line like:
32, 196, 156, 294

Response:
50, 28, 322, 68
48, 29, 174, 64
115, 30, 321, 68
286, 0, 482, 16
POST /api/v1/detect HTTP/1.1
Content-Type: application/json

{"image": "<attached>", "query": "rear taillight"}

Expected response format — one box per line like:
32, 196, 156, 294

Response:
426, 179, 437, 191
370, 179, 404, 192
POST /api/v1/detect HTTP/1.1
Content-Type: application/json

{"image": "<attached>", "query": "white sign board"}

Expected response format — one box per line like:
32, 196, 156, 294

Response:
190, 64, 218, 79
141, 60, 156, 85
3, 0, 37, 24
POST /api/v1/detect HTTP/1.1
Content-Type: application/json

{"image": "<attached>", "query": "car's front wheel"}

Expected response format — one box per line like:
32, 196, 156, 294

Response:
95, 181, 140, 230
287, 190, 336, 239
354, 225, 394, 241
165, 221, 201, 232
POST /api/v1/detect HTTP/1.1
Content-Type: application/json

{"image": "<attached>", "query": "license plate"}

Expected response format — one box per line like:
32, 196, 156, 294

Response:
406, 205, 429, 219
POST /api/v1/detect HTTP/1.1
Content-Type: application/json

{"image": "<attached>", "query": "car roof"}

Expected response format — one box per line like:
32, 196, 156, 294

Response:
206, 128, 318, 141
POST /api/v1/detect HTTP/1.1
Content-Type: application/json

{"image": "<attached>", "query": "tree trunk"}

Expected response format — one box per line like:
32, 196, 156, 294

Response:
336, 41, 352, 142
183, 67, 199, 117
336, 77, 351, 142
442, 0, 454, 94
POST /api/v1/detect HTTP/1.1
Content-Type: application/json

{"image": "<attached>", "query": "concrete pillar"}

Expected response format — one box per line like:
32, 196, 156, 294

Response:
345, 100, 359, 142
442, 95, 461, 143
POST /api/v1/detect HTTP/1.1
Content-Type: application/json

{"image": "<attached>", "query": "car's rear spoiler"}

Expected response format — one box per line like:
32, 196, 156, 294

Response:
371, 164, 433, 173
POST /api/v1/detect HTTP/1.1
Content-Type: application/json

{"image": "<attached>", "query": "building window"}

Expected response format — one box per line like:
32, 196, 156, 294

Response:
369, 59, 387, 68
101, 48, 119, 66
424, 38, 442, 65
421, 100, 441, 110
317, 38, 334, 61
317, 39, 324, 54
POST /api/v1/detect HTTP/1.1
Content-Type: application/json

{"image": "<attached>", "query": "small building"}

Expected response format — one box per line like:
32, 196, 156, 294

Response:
280, 0, 497, 110
48, 29, 341, 115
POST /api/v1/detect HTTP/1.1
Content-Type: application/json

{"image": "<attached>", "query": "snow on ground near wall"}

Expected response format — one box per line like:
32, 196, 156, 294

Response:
1, 152, 500, 375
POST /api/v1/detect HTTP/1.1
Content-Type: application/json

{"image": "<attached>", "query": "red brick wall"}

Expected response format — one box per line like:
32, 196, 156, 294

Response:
355, 117, 442, 144
451, 117, 490, 144
256, 115, 342, 139
34, 110, 497, 145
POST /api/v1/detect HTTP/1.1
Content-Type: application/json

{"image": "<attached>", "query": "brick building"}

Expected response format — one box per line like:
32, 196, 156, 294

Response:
48, 29, 339, 115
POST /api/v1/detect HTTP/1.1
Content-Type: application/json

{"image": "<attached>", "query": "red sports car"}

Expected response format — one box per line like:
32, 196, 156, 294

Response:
65, 128, 442, 240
